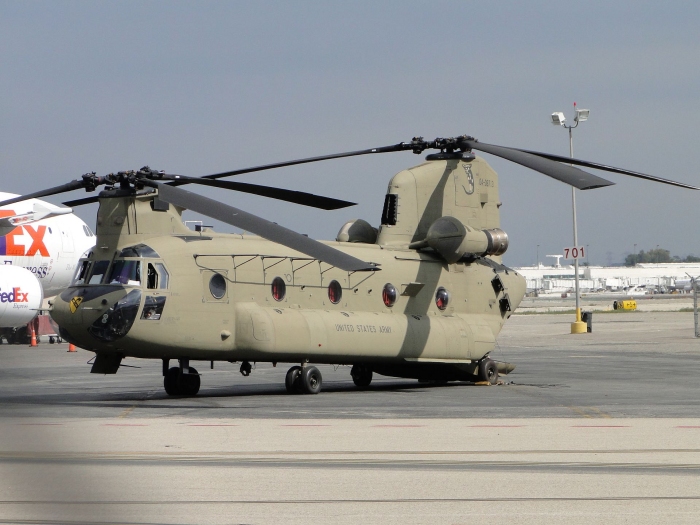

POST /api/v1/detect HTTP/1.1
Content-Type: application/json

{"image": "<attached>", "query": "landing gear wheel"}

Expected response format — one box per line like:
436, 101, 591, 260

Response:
164, 366, 181, 395
285, 366, 302, 394
180, 366, 200, 396
478, 359, 499, 385
164, 366, 201, 396
350, 364, 373, 388
300, 366, 322, 394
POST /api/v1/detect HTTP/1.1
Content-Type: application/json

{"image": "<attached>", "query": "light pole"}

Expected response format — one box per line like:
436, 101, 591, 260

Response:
536, 244, 540, 268
551, 103, 590, 334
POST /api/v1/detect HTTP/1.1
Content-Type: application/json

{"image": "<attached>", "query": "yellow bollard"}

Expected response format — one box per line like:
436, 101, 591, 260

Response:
571, 307, 587, 334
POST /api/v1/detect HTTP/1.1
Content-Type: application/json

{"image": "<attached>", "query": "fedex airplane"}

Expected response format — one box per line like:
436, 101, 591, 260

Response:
0, 192, 95, 334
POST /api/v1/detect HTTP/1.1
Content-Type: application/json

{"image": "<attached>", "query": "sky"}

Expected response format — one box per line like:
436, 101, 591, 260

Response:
2, 1, 699, 267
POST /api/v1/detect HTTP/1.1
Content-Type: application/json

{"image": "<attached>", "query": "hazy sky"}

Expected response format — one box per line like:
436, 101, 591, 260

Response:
2, 1, 699, 266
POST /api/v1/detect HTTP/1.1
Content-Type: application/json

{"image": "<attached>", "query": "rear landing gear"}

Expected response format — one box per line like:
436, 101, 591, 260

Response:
285, 366, 301, 394
285, 365, 322, 394
300, 366, 322, 394
478, 359, 499, 385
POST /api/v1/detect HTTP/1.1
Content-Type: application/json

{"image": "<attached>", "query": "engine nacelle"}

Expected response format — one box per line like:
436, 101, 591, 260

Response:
336, 219, 378, 244
424, 216, 508, 263
0, 265, 43, 328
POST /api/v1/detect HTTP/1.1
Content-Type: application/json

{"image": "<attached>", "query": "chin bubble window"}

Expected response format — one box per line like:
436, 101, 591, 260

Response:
382, 283, 397, 307
435, 287, 450, 310
271, 276, 286, 301
209, 273, 227, 299
328, 280, 342, 304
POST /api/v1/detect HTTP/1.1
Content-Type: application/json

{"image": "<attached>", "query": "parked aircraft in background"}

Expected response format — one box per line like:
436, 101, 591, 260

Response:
0, 192, 95, 338
671, 279, 693, 292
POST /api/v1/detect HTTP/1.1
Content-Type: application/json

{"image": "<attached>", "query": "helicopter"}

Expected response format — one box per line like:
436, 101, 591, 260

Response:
1, 135, 695, 395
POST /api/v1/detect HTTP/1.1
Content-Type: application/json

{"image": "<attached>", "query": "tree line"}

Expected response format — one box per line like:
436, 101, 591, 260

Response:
625, 248, 700, 266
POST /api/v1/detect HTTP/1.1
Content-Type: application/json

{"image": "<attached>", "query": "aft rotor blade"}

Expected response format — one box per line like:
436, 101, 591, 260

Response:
161, 175, 355, 210
515, 148, 700, 190
0, 180, 87, 208
462, 140, 615, 190
156, 184, 379, 272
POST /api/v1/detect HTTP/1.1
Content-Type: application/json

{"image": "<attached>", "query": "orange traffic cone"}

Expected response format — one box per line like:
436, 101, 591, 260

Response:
30, 325, 37, 347
68, 343, 77, 353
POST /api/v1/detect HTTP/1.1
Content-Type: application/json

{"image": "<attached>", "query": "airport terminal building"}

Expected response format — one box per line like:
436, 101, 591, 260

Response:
514, 262, 700, 295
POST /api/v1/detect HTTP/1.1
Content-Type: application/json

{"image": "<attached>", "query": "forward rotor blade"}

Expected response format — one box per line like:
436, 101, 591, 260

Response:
462, 140, 615, 190
156, 184, 378, 272
63, 195, 99, 207
195, 143, 414, 182
515, 148, 700, 190
0, 180, 87, 208
161, 175, 355, 210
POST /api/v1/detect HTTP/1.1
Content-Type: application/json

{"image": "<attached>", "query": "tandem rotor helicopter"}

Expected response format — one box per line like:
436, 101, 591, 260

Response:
1, 135, 696, 395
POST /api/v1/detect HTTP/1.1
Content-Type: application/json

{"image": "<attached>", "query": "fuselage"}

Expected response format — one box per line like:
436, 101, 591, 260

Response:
52, 221, 526, 367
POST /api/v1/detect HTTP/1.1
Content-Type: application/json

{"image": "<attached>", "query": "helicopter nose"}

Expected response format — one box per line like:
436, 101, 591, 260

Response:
51, 285, 140, 346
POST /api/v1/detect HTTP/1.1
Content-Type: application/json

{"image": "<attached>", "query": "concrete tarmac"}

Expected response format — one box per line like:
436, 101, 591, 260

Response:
1, 309, 699, 523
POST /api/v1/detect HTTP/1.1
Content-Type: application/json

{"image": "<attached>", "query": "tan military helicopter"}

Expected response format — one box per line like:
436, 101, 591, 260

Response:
1, 136, 695, 395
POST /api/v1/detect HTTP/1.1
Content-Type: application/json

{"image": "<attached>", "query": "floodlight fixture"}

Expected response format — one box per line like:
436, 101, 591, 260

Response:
575, 108, 590, 122
551, 112, 566, 126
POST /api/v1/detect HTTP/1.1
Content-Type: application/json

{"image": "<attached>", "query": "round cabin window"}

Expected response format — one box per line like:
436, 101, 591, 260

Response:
328, 280, 342, 304
435, 287, 449, 310
382, 283, 397, 307
209, 273, 227, 299
271, 276, 286, 301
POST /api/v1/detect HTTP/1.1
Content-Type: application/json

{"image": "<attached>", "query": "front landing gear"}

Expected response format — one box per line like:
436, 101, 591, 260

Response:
350, 364, 373, 388
164, 359, 201, 396
285, 365, 322, 394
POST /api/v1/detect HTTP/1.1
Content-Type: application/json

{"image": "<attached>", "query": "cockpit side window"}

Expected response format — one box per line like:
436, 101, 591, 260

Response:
147, 263, 158, 289
146, 262, 169, 289
155, 263, 169, 289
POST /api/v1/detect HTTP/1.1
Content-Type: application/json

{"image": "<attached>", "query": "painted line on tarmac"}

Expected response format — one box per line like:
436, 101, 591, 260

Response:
3, 496, 700, 505
372, 424, 426, 428
100, 423, 148, 427
186, 424, 239, 426
117, 406, 135, 418
571, 425, 630, 428
279, 424, 331, 426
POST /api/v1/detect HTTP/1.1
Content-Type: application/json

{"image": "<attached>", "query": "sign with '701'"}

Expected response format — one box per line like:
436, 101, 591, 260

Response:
563, 246, 585, 260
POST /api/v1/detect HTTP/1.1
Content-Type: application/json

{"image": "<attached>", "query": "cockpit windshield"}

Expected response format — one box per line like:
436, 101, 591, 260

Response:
108, 260, 141, 285
89, 260, 110, 284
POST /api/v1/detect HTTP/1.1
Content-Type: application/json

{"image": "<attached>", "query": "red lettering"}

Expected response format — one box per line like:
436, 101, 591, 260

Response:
5, 227, 24, 255
25, 225, 49, 257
